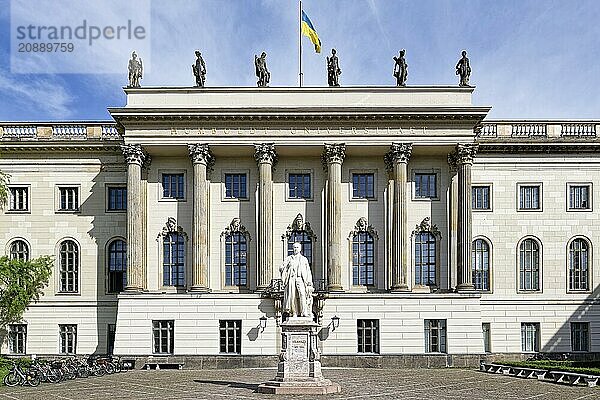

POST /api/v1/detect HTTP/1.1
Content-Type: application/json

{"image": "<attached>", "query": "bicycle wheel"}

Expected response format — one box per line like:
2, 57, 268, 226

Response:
47, 369, 61, 384
3, 371, 21, 387
26, 371, 41, 387
105, 363, 115, 374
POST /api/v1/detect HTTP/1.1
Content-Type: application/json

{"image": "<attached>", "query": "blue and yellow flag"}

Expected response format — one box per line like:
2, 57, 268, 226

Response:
301, 10, 321, 53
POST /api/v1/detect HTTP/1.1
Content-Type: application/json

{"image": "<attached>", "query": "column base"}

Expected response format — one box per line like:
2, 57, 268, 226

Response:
189, 285, 211, 293
327, 284, 344, 292
390, 284, 410, 292
124, 286, 144, 293
456, 283, 475, 292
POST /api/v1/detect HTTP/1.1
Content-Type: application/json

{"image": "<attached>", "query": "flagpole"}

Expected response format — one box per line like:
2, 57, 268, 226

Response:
299, 0, 303, 87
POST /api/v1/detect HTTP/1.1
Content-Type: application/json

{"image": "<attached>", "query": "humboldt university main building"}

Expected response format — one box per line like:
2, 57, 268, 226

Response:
1, 86, 598, 367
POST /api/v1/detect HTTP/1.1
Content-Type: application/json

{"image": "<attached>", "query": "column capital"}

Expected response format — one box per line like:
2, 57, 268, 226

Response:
321, 143, 346, 167
121, 144, 146, 165
188, 143, 215, 167
254, 143, 278, 166
385, 143, 412, 173
447, 151, 458, 174
456, 143, 479, 165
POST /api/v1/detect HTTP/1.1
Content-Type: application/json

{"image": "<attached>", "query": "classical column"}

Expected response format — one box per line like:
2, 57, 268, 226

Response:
386, 143, 412, 291
254, 143, 277, 290
322, 143, 346, 291
447, 152, 458, 290
121, 144, 146, 292
456, 143, 478, 291
188, 144, 214, 292
141, 155, 151, 290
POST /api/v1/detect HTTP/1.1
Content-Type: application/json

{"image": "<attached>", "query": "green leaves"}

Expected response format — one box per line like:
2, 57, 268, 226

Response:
0, 171, 9, 210
0, 256, 53, 327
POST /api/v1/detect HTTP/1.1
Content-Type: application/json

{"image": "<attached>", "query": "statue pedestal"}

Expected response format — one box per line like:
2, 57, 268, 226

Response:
257, 317, 341, 395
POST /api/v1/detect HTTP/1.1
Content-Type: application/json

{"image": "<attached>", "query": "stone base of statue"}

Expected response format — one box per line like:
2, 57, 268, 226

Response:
257, 316, 341, 395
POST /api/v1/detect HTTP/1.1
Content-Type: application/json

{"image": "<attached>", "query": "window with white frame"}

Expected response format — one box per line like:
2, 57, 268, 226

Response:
414, 173, 437, 199
519, 238, 540, 291
415, 232, 437, 286
352, 173, 375, 199
59, 324, 77, 354
9, 187, 28, 212
9, 239, 29, 261
352, 231, 375, 286
568, 184, 591, 210
224, 173, 247, 199
425, 319, 447, 353
569, 238, 589, 291
8, 324, 26, 354
219, 320, 242, 354
287, 231, 313, 265
225, 232, 248, 286
521, 322, 539, 352
162, 173, 185, 199
107, 239, 127, 293
518, 184, 541, 210
59, 240, 79, 293
472, 185, 491, 210
163, 233, 185, 287
152, 320, 174, 354
472, 239, 490, 291
58, 186, 79, 211
288, 173, 311, 199
107, 186, 127, 211
357, 319, 379, 354
571, 322, 589, 352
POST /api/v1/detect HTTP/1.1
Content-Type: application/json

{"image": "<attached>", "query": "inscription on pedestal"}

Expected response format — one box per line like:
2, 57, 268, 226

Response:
289, 334, 309, 374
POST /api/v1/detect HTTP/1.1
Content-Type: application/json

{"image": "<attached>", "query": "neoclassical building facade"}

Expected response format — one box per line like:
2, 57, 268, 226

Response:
1, 87, 598, 365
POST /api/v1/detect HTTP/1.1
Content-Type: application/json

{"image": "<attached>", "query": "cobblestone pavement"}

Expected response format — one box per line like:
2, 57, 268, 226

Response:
0, 368, 597, 400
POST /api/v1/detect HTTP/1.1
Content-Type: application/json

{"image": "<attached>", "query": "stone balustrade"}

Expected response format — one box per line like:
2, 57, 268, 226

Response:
0, 122, 121, 140
476, 121, 600, 140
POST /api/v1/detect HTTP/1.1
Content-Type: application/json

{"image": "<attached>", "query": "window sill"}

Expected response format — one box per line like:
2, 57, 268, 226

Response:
159, 198, 187, 202
473, 209, 492, 212
285, 197, 314, 202
517, 290, 542, 294
567, 289, 591, 294
56, 210, 81, 214
222, 197, 250, 202
350, 197, 378, 202
55, 292, 81, 296
567, 208, 592, 212
412, 197, 440, 202
5, 210, 30, 214
105, 209, 127, 213
517, 209, 543, 212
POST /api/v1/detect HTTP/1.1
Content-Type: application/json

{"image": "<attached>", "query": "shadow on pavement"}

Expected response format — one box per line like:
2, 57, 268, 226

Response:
194, 379, 259, 391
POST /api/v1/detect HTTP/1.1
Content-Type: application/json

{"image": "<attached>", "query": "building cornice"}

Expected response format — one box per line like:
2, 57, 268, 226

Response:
477, 143, 600, 153
0, 142, 122, 153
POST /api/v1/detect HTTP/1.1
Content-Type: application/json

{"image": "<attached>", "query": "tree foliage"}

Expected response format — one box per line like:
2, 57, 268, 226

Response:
0, 256, 53, 327
0, 171, 9, 209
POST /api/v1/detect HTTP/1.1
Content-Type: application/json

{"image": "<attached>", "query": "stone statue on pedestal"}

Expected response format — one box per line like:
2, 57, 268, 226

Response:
393, 49, 408, 86
255, 52, 270, 87
192, 50, 206, 87
326, 49, 341, 87
456, 50, 471, 87
280, 242, 314, 318
127, 51, 143, 88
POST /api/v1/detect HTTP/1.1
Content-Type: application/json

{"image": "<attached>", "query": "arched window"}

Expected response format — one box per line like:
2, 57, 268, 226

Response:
163, 233, 185, 287
107, 239, 127, 293
352, 231, 375, 286
472, 239, 490, 291
225, 232, 247, 286
59, 240, 79, 293
415, 232, 436, 286
519, 238, 540, 291
569, 238, 589, 291
287, 231, 313, 265
9, 240, 29, 261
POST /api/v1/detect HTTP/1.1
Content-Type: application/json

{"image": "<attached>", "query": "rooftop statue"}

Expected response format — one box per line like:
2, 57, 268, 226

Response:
456, 50, 471, 87
192, 50, 206, 88
326, 48, 341, 87
127, 51, 143, 88
255, 52, 270, 87
393, 49, 408, 87
280, 242, 314, 318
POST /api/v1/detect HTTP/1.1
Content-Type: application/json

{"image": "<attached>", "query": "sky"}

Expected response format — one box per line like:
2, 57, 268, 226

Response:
0, 0, 599, 121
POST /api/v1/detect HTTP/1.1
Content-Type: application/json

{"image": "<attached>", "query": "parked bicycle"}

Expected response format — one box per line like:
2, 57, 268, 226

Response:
3, 360, 40, 387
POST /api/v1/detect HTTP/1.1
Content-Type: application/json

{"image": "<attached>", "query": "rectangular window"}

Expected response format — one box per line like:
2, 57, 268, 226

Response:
9, 187, 28, 211
225, 173, 247, 199
472, 186, 491, 210
521, 323, 540, 352
415, 173, 437, 199
569, 185, 591, 210
482, 323, 491, 353
107, 186, 127, 211
162, 173, 185, 199
59, 324, 77, 354
519, 185, 541, 210
219, 320, 242, 354
59, 187, 79, 211
8, 324, 27, 354
357, 319, 379, 354
425, 319, 447, 353
352, 173, 375, 199
571, 322, 589, 352
107, 324, 116, 355
152, 320, 174, 354
288, 173, 311, 199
